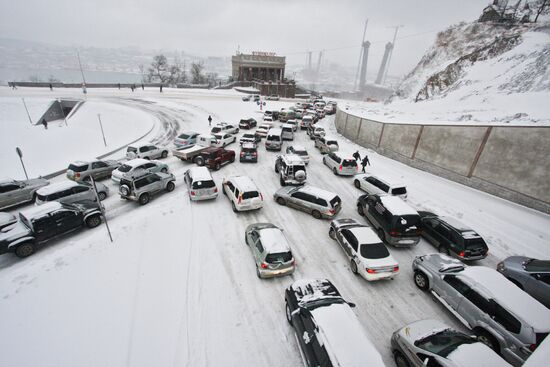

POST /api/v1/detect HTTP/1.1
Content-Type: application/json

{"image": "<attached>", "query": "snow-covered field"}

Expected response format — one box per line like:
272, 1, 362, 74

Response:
1, 87, 549, 367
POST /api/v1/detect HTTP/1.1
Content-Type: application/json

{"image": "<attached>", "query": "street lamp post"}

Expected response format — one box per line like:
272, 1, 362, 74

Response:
15, 147, 29, 180
97, 114, 107, 147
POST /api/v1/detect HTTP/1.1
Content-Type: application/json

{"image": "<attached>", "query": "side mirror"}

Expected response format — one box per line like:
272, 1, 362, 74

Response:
347, 302, 356, 308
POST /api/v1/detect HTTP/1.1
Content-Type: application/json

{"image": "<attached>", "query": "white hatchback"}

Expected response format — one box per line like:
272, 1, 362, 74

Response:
222, 176, 263, 212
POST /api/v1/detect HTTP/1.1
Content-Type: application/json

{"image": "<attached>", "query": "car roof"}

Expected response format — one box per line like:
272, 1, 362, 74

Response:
348, 226, 382, 245
282, 154, 305, 165
228, 176, 257, 192
37, 180, 79, 195
241, 143, 256, 149
258, 227, 290, 253
298, 185, 337, 200
311, 303, 385, 367
69, 161, 89, 166
460, 266, 550, 330
439, 216, 475, 233
268, 128, 282, 134
188, 166, 212, 181
124, 158, 150, 167
379, 195, 417, 216
359, 173, 406, 188
447, 343, 512, 366
291, 145, 307, 151
130, 142, 153, 148
21, 201, 64, 221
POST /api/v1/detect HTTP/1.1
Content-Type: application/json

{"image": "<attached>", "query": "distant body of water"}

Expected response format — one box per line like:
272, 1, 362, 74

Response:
0, 67, 144, 85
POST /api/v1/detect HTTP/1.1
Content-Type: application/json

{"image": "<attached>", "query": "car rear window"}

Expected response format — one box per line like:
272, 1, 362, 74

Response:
327, 140, 338, 145
330, 196, 341, 208
265, 251, 292, 264
525, 259, 550, 272
127, 147, 137, 153
242, 191, 259, 199
464, 238, 486, 250
178, 133, 190, 139
360, 243, 390, 259
211, 127, 221, 133
267, 135, 281, 141
242, 147, 256, 153
118, 164, 132, 173
393, 215, 421, 232
392, 187, 407, 195
295, 151, 308, 156
68, 164, 88, 172
192, 180, 215, 189
342, 159, 357, 167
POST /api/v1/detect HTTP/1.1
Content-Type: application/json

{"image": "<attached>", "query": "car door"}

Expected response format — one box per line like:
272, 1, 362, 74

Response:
421, 218, 440, 245
339, 229, 356, 258
224, 181, 236, 202
91, 161, 107, 179
0, 183, 23, 207
294, 310, 319, 367
363, 176, 378, 194
142, 162, 158, 173
440, 275, 470, 311
526, 273, 550, 306
52, 209, 82, 234
32, 215, 58, 242
457, 287, 496, 331
147, 174, 162, 194
70, 185, 93, 203
432, 223, 452, 250
253, 238, 264, 267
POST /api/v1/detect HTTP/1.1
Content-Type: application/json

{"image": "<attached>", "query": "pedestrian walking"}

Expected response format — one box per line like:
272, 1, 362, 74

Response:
141, 83, 144, 90
160, 84, 163, 93
118, 83, 121, 90
42, 119, 48, 130
353, 150, 361, 162
208, 115, 212, 127
130, 85, 135, 92
49, 83, 53, 91
361, 155, 370, 173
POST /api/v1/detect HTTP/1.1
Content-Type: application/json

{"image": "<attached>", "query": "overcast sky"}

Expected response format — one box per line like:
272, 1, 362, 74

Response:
0, 0, 487, 75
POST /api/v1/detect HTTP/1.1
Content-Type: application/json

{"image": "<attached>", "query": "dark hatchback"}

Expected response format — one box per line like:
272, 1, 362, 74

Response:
239, 118, 257, 129
418, 211, 488, 261
240, 143, 258, 163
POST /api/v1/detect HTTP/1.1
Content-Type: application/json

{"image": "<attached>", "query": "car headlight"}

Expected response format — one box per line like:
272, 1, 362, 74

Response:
496, 262, 505, 272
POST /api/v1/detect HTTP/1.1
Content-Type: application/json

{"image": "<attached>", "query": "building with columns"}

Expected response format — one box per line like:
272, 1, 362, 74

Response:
232, 52, 286, 82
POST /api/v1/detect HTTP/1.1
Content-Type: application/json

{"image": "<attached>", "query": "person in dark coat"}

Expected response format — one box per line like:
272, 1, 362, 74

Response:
141, 83, 144, 90
118, 83, 121, 90
208, 115, 212, 127
49, 83, 53, 91
353, 150, 361, 162
160, 84, 163, 93
42, 119, 48, 130
361, 155, 370, 173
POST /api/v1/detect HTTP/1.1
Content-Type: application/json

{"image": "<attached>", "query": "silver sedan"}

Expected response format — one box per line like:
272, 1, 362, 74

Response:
0, 178, 49, 210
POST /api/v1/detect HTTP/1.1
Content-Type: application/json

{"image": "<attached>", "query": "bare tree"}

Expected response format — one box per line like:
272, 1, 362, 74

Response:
191, 62, 205, 84
534, 0, 550, 21
147, 54, 169, 83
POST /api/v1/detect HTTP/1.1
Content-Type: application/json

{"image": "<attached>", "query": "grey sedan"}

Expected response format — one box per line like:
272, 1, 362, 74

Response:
497, 256, 550, 308
391, 319, 511, 367
0, 178, 49, 210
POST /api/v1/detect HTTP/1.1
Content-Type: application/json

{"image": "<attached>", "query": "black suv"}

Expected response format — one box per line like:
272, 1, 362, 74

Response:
0, 201, 102, 258
238, 118, 257, 129
284, 279, 385, 366
418, 211, 488, 261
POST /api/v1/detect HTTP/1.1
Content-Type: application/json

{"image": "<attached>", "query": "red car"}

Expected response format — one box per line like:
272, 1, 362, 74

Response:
203, 147, 236, 170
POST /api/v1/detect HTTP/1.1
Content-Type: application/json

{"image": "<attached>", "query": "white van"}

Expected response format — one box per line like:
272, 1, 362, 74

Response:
265, 128, 283, 151
281, 124, 294, 141
353, 173, 408, 200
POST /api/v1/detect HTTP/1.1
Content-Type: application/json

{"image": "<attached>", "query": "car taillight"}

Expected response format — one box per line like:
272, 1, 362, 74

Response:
261, 262, 268, 269
75, 173, 80, 178
459, 251, 465, 258
240, 152, 245, 157
190, 191, 196, 196
393, 266, 399, 272
214, 187, 218, 193
339, 165, 342, 171
366, 268, 376, 274
389, 230, 400, 236
252, 152, 257, 156
328, 208, 335, 215
260, 193, 263, 201
238, 194, 242, 204
529, 344, 537, 352
291, 259, 296, 266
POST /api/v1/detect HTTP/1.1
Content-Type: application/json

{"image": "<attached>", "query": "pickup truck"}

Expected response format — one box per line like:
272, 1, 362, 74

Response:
172, 134, 216, 165
202, 147, 236, 170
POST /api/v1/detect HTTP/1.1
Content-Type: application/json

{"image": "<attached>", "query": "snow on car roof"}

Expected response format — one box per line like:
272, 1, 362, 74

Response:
446, 342, 511, 366
282, 154, 305, 165
268, 128, 282, 134
362, 173, 406, 188
21, 201, 63, 221
440, 216, 475, 233
292, 145, 307, 151
258, 227, 290, 253
129, 142, 153, 148
461, 266, 550, 330
37, 180, 79, 195
379, 195, 417, 216
69, 161, 89, 166
311, 303, 385, 367
124, 158, 150, 167
348, 226, 382, 245
188, 167, 213, 181
298, 185, 337, 200
229, 176, 258, 192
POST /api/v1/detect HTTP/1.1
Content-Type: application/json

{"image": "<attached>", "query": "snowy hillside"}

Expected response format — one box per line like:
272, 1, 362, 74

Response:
352, 17, 550, 125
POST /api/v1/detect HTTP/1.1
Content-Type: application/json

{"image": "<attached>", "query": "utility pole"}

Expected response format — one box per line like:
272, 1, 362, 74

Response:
90, 176, 113, 243
21, 98, 33, 125
354, 19, 369, 91
15, 147, 29, 180
382, 25, 403, 85
77, 50, 87, 96
97, 114, 107, 146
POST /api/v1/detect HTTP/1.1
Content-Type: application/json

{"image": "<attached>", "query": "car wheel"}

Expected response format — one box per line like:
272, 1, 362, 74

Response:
438, 245, 450, 256
378, 228, 386, 242
15, 242, 34, 258
274, 164, 279, 173
312, 210, 322, 219
350, 260, 358, 274
394, 351, 410, 367
229, 156, 235, 163
328, 228, 336, 240
256, 266, 263, 279
285, 303, 293, 325
86, 215, 102, 228
276, 197, 286, 206
232, 201, 238, 213
357, 203, 365, 216
98, 192, 107, 201
143, 157, 150, 160
139, 193, 150, 205
222, 185, 227, 195
83, 176, 91, 182
166, 181, 175, 192
414, 271, 429, 291
215, 163, 221, 170
161, 150, 168, 158
195, 157, 204, 166
161, 167, 168, 173
354, 180, 361, 189
475, 329, 500, 353
507, 278, 524, 290
332, 167, 338, 175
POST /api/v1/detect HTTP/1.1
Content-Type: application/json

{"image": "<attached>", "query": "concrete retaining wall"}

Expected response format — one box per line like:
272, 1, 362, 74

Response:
335, 108, 550, 214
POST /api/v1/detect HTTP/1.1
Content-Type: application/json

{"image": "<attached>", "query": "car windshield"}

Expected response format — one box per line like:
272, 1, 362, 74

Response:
178, 133, 190, 139
127, 147, 137, 153
211, 127, 221, 133
118, 164, 132, 173
525, 259, 550, 272
18, 214, 32, 230
295, 151, 308, 156
464, 238, 486, 250
327, 140, 338, 146
360, 242, 389, 259
242, 191, 259, 199
415, 329, 476, 357
243, 134, 255, 138
392, 187, 407, 195
192, 180, 215, 189
68, 164, 88, 172
393, 215, 420, 232
267, 135, 280, 141
265, 251, 292, 264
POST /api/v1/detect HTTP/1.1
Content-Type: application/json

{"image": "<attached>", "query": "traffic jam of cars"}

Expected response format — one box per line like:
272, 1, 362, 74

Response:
1, 95, 548, 367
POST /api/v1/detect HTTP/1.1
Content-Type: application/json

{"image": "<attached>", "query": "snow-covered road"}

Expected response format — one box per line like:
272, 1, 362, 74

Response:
0, 88, 549, 367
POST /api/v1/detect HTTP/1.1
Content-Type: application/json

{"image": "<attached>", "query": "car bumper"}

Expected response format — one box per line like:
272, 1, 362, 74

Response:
240, 157, 257, 163
265, 145, 282, 151
111, 176, 121, 184
388, 236, 420, 247
259, 265, 295, 278
190, 192, 218, 201
236, 202, 263, 211
361, 269, 399, 281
